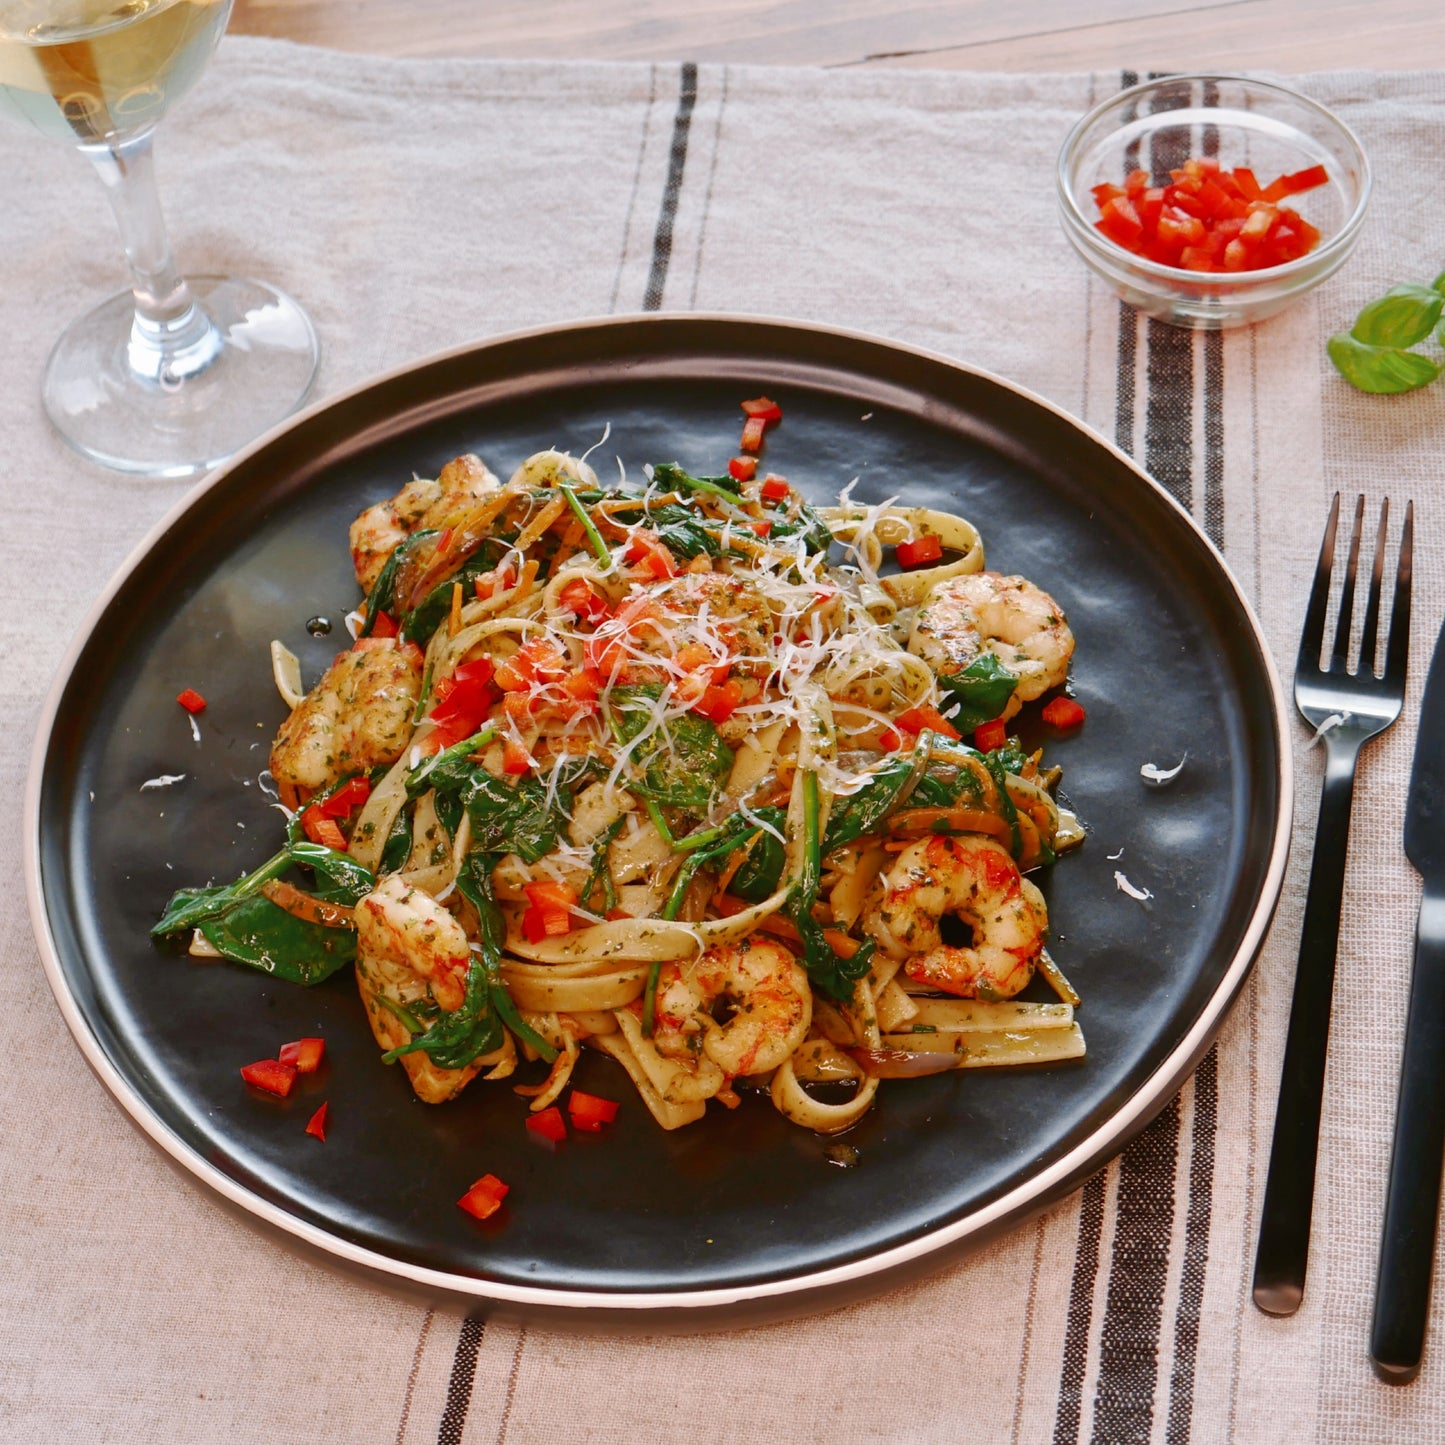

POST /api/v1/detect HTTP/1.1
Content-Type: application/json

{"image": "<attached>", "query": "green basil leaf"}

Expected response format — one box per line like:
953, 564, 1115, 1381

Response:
1328, 333, 1442, 395
198, 895, 355, 986
1432, 270, 1445, 297
1350, 283, 1444, 349
937, 654, 1019, 731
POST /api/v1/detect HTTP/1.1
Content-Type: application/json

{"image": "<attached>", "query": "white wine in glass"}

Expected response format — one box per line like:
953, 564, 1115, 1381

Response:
0, 0, 319, 476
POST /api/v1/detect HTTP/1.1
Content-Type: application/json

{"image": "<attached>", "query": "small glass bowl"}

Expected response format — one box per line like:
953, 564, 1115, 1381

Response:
1057, 74, 1371, 329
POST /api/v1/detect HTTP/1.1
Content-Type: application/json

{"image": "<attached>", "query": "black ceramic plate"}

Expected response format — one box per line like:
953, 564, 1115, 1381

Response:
26, 316, 1290, 1323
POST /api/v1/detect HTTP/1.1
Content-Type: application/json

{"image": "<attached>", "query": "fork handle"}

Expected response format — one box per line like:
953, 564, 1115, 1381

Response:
1370, 887, 1445, 1383
1252, 735, 1361, 1316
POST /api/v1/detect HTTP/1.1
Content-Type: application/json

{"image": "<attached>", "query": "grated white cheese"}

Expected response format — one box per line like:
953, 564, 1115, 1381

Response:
188, 714, 201, 745
1114, 871, 1153, 902
1140, 754, 1187, 786
1107, 846, 1124, 860
1308, 711, 1350, 746
140, 773, 186, 791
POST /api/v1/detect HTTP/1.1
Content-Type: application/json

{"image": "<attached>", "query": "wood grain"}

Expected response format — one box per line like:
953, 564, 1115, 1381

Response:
229, 0, 1445, 71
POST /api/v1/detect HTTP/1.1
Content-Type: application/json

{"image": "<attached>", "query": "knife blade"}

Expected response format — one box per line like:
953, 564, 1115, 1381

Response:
1372, 614, 1445, 1383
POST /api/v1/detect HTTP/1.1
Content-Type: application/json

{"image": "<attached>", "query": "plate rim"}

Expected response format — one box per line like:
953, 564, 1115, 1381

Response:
24, 310, 1294, 1316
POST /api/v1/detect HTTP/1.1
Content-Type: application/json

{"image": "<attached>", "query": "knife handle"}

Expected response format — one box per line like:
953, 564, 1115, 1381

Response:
1371, 889, 1445, 1383
1253, 737, 1360, 1315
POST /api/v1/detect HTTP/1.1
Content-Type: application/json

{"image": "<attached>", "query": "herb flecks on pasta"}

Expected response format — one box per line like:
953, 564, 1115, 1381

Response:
155, 423, 1088, 1133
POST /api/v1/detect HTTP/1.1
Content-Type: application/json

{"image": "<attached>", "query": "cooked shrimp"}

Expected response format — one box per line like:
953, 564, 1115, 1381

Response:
269, 637, 422, 791
354, 874, 470, 1012
652, 937, 812, 1077
349, 453, 502, 592
908, 572, 1074, 719
863, 833, 1047, 1001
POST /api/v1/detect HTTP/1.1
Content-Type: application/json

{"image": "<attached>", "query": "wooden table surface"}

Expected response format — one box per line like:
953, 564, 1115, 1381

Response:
230, 0, 1445, 72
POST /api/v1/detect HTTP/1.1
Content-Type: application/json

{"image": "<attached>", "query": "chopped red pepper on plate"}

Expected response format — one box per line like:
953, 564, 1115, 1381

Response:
317, 777, 371, 817
740, 396, 783, 422
896, 704, 961, 741
896, 534, 943, 569
501, 736, 534, 776
299, 808, 349, 852
526, 1106, 568, 1143
240, 1058, 298, 1097
739, 415, 768, 453
728, 455, 757, 482
1041, 696, 1087, 729
304, 1102, 329, 1141
176, 688, 207, 713
973, 718, 1008, 752
457, 1173, 510, 1221
759, 474, 791, 502
568, 1090, 620, 1132
279, 1037, 325, 1073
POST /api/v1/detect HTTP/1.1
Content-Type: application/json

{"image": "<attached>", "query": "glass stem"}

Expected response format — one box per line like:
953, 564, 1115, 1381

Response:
85, 130, 222, 387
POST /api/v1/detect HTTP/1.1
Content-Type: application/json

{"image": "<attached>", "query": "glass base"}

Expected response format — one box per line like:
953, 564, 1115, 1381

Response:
43, 275, 320, 479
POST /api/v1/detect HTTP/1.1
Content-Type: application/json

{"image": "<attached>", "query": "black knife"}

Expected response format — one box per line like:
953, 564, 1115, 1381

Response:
1372, 614, 1445, 1383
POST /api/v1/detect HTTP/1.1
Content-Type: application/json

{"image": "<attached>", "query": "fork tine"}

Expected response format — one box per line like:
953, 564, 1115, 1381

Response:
1329, 495, 1366, 673
1358, 499, 1389, 677
1298, 492, 1341, 676
1383, 499, 1413, 690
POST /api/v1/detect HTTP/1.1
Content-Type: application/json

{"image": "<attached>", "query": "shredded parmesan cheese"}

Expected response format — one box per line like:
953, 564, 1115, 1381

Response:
1114, 871, 1153, 902
1140, 754, 1187, 785
140, 773, 186, 791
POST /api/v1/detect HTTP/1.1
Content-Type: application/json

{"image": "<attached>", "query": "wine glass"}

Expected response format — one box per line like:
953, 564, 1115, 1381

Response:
0, 0, 319, 477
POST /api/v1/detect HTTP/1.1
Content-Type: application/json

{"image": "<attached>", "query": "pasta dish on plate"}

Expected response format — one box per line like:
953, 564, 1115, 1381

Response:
154, 401, 1088, 1135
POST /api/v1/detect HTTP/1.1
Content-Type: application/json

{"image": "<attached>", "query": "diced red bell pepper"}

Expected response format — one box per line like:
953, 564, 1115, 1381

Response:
1095, 195, 1144, 249
879, 728, 902, 751
524, 880, 578, 912
367, 609, 399, 639
502, 735, 534, 776
740, 396, 783, 422
300, 809, 349, 852
740, 415, 768, 453
624, 530, 678, 580
495, 636, 567, 692
431, 658, 498, 727
896, 534, 943, 569
278, 1037, 325, 1073
241, 1058, 298, 1097
420, 712, 482, 756
318, 777, 371, 817
728, 456, 757, 482
694, 677, 744, 725
1041, 696, 1087, 729
304, 1102, 329, 1141
526, 1106, 568, 1143
973, 718, 1008, 752
176, 688, 207, 714
895, 704, 961, 741
1261, 163, 1328, 203
568, 1090, 620, 1132
562, 666, 603, 702
759, 475, 791, 502
558, 579, 610, 624
457, 1173, 510, 1221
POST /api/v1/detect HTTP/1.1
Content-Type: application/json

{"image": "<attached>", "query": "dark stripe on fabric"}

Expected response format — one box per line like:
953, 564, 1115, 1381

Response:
643, 61, 698, 311
1090, 1101, 1182, 1445
436, 1315, 484, 1445
608, 64, 660, 314
1167, 1050, 1219, 1445
1200, 78, 1226, 550
1050, 71, 1143, 1445
1053, 1168, 1109, 1445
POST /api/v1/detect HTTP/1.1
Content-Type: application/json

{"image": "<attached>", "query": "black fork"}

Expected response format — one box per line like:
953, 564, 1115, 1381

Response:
1252, 493, 1413, 1317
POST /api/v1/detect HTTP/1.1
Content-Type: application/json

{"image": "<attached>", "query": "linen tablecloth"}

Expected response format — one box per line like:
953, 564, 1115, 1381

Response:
5, 39, 1445, 1442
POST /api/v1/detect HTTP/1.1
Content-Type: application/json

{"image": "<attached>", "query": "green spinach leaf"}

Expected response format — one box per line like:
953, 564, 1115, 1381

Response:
937, 654, 1019, 731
